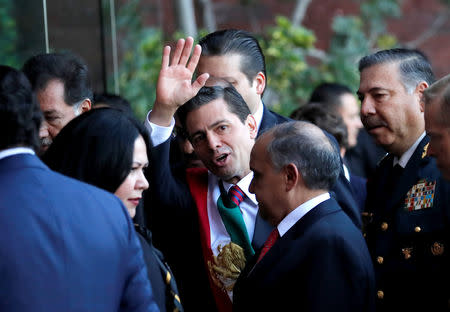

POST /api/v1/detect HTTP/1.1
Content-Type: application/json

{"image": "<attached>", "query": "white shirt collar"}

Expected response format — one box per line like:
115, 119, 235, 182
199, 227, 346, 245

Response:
221, 171, 257, 205
277, 192, 330, 237
393, 132, 426, 168
253, 101, 264, 132
0, 147, 35, 161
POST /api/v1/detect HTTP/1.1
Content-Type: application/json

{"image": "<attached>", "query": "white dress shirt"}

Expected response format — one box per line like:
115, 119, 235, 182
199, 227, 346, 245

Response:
277, 192, 330, 237
393, 132, 426, 168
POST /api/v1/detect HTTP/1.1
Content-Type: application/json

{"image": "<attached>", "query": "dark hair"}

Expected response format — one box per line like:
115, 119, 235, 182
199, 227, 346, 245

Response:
290, 102, 349, 149
199, 29, 266, 84
265, 121, 341, 190
0, 66, 42, 151
309, 82, 353, 111
42, 108, 150, 193
177, 85, 251, 136
22, 52, 93, 107
93, 92, 133, 114
358, 48, 435, 93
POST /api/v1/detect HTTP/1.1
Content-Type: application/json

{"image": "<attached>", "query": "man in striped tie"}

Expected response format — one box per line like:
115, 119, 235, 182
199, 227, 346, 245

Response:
233, 121, 375, 312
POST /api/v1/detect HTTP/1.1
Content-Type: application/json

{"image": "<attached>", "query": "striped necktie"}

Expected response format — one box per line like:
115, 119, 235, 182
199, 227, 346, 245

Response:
257, 228, 279, 263
216, 181, 255, 260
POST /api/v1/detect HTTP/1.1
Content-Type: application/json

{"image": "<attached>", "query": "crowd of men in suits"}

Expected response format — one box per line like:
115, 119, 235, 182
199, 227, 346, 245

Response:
1, 28, 450, 312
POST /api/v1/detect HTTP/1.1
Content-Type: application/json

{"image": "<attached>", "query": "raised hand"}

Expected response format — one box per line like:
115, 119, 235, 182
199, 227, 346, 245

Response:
151, 37, 209, 126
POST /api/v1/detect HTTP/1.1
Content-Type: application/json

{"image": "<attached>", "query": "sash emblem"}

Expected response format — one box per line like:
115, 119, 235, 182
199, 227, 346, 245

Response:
404, 179, 436, 211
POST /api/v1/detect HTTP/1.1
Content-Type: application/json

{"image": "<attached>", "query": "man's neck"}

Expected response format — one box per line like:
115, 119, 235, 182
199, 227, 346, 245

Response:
223, 169, 251, 185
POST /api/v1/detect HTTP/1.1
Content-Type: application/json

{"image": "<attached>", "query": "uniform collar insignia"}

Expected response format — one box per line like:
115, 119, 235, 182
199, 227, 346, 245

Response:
422, 143, 429, 159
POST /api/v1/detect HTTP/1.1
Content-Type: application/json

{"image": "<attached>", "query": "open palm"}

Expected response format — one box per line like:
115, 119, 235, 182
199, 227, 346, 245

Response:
155, 37, 209, 110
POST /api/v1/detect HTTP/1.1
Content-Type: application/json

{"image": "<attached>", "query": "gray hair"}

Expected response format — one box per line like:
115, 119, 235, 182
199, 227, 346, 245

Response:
423, 73, 450, 126
265, 121, 341, 190
359, 48, 435, 94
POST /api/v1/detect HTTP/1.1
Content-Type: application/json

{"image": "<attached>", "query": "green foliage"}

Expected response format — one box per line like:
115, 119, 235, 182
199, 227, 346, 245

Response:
259, 0, 401, 116
114, 0, 403, 118
115, 0, 163, 120
260, 16, 316, 114
0, 0, 20, 68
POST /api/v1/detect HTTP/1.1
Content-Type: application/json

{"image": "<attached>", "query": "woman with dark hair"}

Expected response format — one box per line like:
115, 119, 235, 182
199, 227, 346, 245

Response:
43, 108, 182, 312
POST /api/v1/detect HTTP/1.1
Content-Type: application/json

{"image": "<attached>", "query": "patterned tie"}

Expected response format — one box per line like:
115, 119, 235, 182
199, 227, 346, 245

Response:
257, 228, 279, 263
217, 182, 255, 260
228, 185, 245, 206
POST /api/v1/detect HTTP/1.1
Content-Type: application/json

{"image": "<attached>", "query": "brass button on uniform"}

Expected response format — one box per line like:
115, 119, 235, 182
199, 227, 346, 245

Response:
376, 256, 384, 264
377, 290, 384, 299
414, 226, 421, 233
402, 247, 413, 260
380, 222, 388, 231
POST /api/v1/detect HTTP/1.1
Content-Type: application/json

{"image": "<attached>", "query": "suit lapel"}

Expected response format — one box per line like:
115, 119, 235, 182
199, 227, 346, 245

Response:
251, 213, 273, 250
383, 136, 431, 213
245, 199, 341, 278
258, 104, 277, 137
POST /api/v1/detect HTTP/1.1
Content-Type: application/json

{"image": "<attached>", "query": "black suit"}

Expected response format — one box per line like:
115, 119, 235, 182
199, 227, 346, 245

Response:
261, 104, 362, 229
233, 197, 375, 312
364, 135, 450, 311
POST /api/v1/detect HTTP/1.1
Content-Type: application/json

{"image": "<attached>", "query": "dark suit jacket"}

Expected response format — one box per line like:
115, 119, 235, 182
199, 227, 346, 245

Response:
0, 153, 157, 312
147, 139, 219, 311
364, 135, 450, 311
350, 173, 367, 212
233, 198, 375, 312
260, 104, 362, 229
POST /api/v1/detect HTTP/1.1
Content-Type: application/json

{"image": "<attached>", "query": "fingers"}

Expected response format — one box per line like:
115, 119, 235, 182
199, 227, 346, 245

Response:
161, 46, 171, 69
187, 44, 202, 73
191, 73, 210, 92
171, 38, 185, 65
179, 37, 194, 66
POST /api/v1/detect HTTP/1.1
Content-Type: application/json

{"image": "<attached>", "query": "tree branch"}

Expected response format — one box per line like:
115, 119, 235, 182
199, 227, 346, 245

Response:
292, 0, 313, 27
199, 0, 216, 32
405, 9, 450, 48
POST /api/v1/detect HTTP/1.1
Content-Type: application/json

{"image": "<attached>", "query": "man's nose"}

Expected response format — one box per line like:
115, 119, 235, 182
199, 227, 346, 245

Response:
39, 121, 49, 139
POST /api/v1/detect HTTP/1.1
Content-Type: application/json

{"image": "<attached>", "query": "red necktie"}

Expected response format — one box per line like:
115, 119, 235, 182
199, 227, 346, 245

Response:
228, 185, 246, 206
257, 228, 279, 263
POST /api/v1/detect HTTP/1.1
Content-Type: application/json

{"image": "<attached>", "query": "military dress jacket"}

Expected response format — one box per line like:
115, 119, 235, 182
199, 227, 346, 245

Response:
363, 135, 450, 311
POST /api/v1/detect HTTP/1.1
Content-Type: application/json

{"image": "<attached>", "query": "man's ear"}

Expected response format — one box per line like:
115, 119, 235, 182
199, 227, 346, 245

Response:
254, 72, 266, 96
80, 98, 92, 113
284, 163, 299, 192
246, 114, 258, 139
415, 81, 428, 113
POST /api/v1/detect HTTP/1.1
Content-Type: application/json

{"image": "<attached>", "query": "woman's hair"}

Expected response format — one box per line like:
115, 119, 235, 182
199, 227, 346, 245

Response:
43, 108, 150, 193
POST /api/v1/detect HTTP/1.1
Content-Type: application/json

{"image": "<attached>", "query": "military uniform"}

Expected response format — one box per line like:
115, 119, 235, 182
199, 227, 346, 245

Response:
363, 135, 450, 311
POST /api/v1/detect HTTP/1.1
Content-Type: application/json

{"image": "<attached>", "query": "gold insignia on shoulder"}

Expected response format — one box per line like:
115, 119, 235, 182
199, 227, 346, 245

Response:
422, 143, 429, 158
208, 242, 246, 292
431, 242, 444, 256
402, 247, 413, 260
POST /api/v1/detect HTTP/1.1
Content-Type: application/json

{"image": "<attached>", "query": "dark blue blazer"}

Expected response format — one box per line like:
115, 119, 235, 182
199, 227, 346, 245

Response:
364, 136, 450, 311
349, 173, 367, 212
260, 104, 362, 229
233, 198, 375, 312
0, 154, 158, 312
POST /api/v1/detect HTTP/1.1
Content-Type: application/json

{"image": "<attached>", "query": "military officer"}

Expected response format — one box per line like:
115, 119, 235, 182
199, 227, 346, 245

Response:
357, 48, 450, 311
